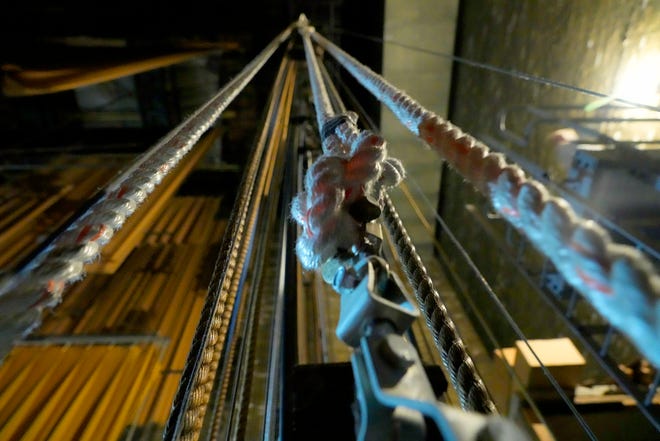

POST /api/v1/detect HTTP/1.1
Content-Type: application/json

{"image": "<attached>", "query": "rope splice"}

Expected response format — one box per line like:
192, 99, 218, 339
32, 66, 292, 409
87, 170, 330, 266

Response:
311, 29, 660, 369
291, 20, 404, 269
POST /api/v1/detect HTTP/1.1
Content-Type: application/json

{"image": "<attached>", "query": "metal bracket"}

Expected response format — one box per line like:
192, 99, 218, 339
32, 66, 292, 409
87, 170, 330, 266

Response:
323, 222, 529, 441
334, 256, 418, 347
356, 322, 529, 441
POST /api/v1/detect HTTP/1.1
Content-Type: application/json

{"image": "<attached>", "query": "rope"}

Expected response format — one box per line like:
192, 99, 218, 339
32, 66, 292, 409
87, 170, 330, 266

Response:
0, 25, 294, 355
310, 30, 660, 368
291, 21, 405, 269
164, 44, 296, 441
294, 19, 496, 415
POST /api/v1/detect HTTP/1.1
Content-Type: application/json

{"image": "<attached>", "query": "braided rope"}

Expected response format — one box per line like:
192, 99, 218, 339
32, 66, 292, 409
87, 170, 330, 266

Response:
0, 26, 294, 358
312, 31, 660, 368
295, 23, 495, 414
291, 24, 405, 269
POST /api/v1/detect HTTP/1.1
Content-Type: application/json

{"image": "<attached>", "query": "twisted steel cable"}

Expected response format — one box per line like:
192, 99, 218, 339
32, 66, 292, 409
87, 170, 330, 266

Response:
163, 28, 295, 441
382, 193, 497, 414
311, 29, 660, 369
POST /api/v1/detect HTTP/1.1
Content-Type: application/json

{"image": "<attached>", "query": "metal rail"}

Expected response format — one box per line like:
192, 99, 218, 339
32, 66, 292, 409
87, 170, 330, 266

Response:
163, 40, 295, 441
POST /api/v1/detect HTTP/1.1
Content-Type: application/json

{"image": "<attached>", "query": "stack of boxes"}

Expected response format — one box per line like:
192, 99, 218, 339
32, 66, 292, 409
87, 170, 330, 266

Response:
491, 338, 586, 439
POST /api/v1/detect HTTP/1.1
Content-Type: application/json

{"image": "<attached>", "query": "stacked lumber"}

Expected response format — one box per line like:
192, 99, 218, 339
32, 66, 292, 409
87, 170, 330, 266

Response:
0, 154, 127, 271
0, 196, 226, 439
0, 344, 163, 441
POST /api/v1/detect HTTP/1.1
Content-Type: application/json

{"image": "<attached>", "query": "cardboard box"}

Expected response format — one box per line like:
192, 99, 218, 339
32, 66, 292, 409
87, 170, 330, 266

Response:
514, 338, 586, 390
491, 347, 517, 414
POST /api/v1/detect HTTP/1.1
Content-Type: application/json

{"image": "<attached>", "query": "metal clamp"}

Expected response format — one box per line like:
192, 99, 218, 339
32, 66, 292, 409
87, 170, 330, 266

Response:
333, 255, 418, 348
356, 321, 529, 441
323, 224, 530, 441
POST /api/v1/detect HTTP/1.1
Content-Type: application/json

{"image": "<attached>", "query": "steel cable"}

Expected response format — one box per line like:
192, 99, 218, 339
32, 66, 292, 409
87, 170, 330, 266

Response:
311, 30, 660, 370
163, 27, 295, 441
0, 25, 295, 362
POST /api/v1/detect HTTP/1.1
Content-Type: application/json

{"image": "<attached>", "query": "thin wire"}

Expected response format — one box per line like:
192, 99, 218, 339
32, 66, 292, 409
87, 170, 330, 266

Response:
332, 28, 660, 114
345, 81, 597, 435
326, 64, 379, 130
344, 65, 596, 432
399, 178, 598, 441
395, 180, 556, 429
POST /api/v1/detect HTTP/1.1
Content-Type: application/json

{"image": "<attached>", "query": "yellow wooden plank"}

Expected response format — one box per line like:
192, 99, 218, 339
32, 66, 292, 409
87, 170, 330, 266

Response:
0, 198, 38, 233
0, 195, 29, 223
0, 228, 36, 269
103, 345, 160, 441
147, 203, 177, 245
151, 373, 181, 424
210, 217, 228, 246
47, 347, 124, 441
170, 295, 206, 371
0, 346, 78, 439
151, 244, 175, 274
106, 273, 148, 330
186, 198, 214, 246
119, 243, 158, 274
0, 365, 33, 429
132, 273, 168, 332
22, 346, 106, 440
154, 247, 204, 337
0, 184, 72, 251
130, 345, 165, 427
160, 280, 198, 369
160, 199, 192, 245
136, 368, 168, 426
0, 347, 67, 427
0, 347, 36, 393
173, 198, 205, 244
72, 272, 140, 333
78, 346, 141, 441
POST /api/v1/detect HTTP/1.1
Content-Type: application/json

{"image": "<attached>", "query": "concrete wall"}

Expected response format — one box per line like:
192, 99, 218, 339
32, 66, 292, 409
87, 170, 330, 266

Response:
381, 0, 459, 252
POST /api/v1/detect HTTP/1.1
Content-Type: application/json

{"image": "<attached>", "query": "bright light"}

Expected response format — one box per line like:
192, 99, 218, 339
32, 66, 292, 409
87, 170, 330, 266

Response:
613, 53, 660, 107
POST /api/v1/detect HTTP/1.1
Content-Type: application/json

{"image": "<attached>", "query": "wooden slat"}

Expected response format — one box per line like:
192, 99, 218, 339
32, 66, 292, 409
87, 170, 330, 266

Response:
150, 373, 182, 424
173, 198, 205, 244
0, 232, 36, 269
0, 348, 73, 423
170, 295, 205, 371
103, 345, 160, 441
0, 186, 231, 439
160, 198, 194, 244
0, 184, 72, 252
47, 347, 123, 441
87, 128, 219, 274
0, 198, 38, 233
105, 273, 148, 331
77, 346, 142, 441
20, 346, 106, 440
72, 272, 141, 333
0, 347, 78, 439
146, 204, 177, 246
